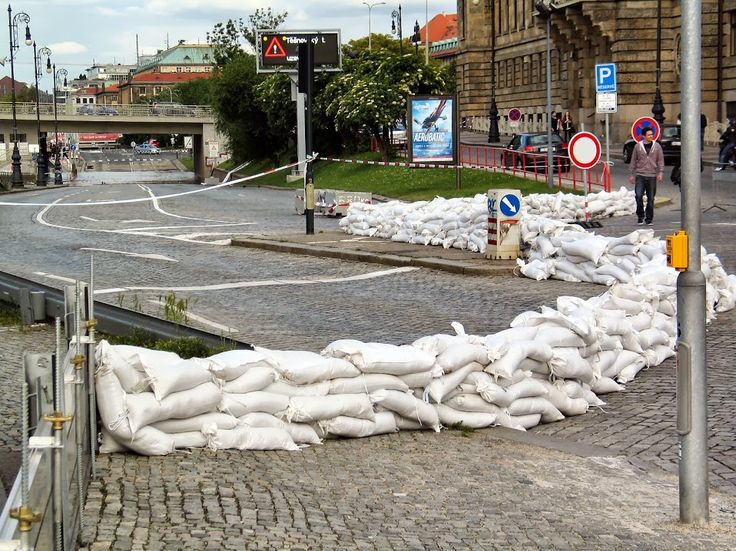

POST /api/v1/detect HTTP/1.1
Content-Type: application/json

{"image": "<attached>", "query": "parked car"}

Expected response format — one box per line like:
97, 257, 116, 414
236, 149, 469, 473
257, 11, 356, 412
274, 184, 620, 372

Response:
78, 104, 96, 115
134, 143, 161, 155
623, 124, 680, 165
96, 106, 119, 116
149, 102, 195, 116
503, 132, 570, 172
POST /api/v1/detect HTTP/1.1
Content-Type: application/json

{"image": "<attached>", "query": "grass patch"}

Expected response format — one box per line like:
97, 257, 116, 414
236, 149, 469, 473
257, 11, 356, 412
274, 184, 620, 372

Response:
103, 328, 235, 359
0, 301, 20, 326
230, 151, 567, 201
446, 422, 476, 437
179, 156, 194, 171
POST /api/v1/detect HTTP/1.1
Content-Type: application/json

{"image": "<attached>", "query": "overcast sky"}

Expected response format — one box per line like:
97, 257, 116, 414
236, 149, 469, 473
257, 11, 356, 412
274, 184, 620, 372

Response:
4, 0, 456, 91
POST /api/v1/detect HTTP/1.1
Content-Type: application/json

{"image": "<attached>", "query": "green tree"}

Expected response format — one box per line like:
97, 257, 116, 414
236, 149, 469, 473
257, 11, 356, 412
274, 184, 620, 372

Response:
324, 51, 453, 161
207, 8, 288, 66
343, 34, 413, 56
175, 78, 215, 106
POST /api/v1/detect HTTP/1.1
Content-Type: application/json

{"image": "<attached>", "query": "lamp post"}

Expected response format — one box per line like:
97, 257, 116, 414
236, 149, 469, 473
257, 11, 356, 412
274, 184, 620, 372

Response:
7, 6, 32, 188
473, 0, 500, 144
412, 20, 421, 54
391, 5, 403, 54
651, 0, 665, 124
535, 0, 556, 189
33, 43, 52, 186
362, 1, 386, 51
52, 65, 67, 185
424, 0, 429, 64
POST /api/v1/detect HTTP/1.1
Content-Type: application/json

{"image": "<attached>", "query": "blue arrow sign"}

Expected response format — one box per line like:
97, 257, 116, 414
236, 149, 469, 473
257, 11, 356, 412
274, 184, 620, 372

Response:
499, 194, 521, 218
595, 63, 616, 93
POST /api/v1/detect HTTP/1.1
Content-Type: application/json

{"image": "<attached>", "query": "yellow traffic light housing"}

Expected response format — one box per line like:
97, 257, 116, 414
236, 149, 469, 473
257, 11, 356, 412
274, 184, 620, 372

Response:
666, 230, 688, 272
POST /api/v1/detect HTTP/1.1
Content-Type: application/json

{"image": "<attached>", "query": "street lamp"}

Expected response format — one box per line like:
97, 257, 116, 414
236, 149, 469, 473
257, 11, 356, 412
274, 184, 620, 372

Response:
473, 0, 500, 144
33, 43, 52, 186
535, 0, 557, 189
52, 65, 67, 185
7, 6, 32, 188
651, 0, 665, 124
411, 20, 421, 54
391, 5, 403, 54
362, 1, 386, 51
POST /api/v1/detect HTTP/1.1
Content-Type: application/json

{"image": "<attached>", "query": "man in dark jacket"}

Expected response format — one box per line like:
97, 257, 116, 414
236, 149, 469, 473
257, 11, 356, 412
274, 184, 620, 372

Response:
716, 118, 736, 171
628, 127, 664, 225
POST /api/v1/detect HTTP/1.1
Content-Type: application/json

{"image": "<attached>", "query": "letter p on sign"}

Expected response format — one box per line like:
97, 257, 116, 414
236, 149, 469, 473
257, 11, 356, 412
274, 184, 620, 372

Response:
595, 63, 616, 93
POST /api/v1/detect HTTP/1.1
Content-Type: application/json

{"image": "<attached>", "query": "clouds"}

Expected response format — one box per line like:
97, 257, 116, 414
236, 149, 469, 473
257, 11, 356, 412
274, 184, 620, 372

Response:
48, 42, 88, 55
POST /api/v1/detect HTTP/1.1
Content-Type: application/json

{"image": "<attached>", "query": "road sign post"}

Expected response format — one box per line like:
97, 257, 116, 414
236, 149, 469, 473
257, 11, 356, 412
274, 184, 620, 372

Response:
568, 131, 602, 171
631, 116, 661, 142
298, 41, 315, 235
508, 107, 522, 129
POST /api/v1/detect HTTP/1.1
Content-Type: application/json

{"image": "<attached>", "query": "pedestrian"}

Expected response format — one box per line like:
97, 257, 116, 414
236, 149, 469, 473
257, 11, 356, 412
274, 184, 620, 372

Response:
701, 112, 707, 151
628, 127, 664, 225
716, 118, 736, 171
562, 111, 575, 142
550, 111, 558, 134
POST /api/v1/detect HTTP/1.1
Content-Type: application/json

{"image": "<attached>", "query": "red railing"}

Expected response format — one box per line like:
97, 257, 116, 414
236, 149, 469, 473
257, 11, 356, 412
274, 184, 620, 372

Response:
461, 144, 611, 193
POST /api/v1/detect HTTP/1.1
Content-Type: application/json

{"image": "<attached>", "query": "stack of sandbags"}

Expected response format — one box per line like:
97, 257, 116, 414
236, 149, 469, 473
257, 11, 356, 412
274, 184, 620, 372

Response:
522, 187, 636, 220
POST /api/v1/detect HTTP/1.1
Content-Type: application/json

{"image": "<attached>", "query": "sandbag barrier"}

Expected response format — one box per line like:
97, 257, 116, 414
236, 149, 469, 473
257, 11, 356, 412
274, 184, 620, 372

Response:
95, 214, 736, 455
338, 188, 636, 255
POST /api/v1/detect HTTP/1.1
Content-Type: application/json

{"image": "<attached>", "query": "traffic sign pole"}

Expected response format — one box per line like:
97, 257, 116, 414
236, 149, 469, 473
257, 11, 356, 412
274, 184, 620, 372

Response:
299, 41, 315, 235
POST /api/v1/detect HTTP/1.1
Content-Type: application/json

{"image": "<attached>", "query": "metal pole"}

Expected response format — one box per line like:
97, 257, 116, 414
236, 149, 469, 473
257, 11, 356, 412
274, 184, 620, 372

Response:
301, 41, 315, 235
488, 0, 500, 144
52, 319, 65, 551
53, 66, 66, 185
677, 0, 708, 524
545, 14, 553, 188
425, 0, 429, 64
605, 113, 610, 167
73, 282, 86, 536
7, 7, 30, 188
652, 0, 665, 124
88, 255, 98, 480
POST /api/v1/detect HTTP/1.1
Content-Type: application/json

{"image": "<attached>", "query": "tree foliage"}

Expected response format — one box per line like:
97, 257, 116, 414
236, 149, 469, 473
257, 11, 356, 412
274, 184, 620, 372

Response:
207, 8, 287, 66
175, 78, 215, 106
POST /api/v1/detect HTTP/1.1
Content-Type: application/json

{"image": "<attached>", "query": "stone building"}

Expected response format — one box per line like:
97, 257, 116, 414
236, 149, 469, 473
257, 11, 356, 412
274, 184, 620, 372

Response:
456, 0, 736, 143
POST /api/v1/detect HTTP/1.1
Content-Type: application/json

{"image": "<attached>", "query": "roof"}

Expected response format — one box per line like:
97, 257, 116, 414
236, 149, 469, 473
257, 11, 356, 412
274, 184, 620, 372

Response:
419, 13, 457, 44
125, 72, 212, 85
0, 76, 28, 92
96, 83, 120, 95
135, 43, 215, 73
73, 86, 100, 96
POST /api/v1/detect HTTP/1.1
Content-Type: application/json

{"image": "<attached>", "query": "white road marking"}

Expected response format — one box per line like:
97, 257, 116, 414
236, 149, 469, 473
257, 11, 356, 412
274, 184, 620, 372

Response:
171, 232, 241, 239
79, 248, 179, 262
33, 272, 79, 284
147, 300, 239, 334
118, 222, 256, 233
80, 216, 98, 221
138, 184, 238, 224
94, 266, 419, 295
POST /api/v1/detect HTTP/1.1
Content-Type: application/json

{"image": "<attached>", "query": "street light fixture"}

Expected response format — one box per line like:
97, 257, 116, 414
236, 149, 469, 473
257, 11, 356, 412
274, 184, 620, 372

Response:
362, 1, 386, 51
7, 6, 32, 188
473, 0, 500, 144
411, 20, 421, 54
52, 64, 67, 186
651, 0, 665, 124
535, 0, 557, 189
391, 5, 403, 55
33, 42, 52, 186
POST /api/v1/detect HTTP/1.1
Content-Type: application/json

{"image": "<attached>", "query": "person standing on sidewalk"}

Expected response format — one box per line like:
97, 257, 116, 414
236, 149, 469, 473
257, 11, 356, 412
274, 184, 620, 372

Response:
628, 127, 664, 225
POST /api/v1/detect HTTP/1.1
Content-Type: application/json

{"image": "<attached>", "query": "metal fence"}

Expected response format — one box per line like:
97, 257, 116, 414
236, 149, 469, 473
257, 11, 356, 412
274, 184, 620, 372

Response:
0, 278, 97, 551
0, 102, 214, 119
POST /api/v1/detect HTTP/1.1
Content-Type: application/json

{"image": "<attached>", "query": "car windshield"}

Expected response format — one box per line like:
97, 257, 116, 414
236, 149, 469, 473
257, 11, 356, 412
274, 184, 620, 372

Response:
661, 126, 680, 139
529, 134, 562, 146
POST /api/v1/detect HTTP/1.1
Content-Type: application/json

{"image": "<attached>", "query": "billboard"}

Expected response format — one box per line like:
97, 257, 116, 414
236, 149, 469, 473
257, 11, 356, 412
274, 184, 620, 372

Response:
408, 96, 456, 164
256, 30, 342, 73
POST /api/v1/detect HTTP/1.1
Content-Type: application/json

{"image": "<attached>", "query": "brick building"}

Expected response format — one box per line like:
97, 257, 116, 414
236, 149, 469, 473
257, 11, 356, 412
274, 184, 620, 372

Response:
456, 0, 736, 142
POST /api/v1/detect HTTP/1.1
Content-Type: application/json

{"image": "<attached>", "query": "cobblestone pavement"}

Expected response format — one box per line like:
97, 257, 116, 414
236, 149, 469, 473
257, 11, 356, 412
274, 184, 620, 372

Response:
1, 181, 735, 547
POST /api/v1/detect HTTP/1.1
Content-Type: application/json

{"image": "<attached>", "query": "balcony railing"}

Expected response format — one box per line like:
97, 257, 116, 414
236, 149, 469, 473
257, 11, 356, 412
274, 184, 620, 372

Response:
0, 102, 214, 119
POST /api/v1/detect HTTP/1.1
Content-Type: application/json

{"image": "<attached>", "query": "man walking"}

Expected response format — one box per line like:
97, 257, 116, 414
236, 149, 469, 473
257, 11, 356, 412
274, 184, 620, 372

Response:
628, 127, 664, 225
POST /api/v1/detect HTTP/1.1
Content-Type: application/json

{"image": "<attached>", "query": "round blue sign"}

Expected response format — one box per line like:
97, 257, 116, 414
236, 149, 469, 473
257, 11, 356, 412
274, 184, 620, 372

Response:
499, 194, 521, 217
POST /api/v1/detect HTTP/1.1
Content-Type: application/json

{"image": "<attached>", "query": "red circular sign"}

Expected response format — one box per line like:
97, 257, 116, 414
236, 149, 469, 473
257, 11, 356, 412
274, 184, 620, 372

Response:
508, 108, 522, 122
631, 117, 661, 142
568, 131, 602, 170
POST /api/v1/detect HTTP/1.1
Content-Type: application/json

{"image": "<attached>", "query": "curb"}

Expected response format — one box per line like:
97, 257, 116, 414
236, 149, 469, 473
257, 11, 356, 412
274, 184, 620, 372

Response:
231, 237, 517, 276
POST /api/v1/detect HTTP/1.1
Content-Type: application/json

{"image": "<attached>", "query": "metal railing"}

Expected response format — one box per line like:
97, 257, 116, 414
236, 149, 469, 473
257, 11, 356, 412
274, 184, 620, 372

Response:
0, 102, 214, 119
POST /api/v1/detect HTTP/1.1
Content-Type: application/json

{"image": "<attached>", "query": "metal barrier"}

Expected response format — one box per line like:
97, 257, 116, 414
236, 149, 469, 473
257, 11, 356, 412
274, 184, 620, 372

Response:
0, 102, 214, 119
0, 277, 96, 550
460, 144, 611, 193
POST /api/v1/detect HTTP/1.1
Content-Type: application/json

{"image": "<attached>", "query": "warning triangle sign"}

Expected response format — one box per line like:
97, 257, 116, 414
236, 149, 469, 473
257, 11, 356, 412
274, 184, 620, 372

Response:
264, 36, 287, 59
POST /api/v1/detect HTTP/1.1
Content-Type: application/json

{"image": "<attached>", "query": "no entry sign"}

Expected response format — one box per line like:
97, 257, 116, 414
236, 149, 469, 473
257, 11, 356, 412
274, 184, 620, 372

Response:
568, 131, 602, 170
631, 116, 661, 142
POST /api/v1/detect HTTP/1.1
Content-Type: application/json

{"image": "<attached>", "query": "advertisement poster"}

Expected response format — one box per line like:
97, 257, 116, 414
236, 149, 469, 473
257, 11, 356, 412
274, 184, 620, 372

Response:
408, 96, 456, 163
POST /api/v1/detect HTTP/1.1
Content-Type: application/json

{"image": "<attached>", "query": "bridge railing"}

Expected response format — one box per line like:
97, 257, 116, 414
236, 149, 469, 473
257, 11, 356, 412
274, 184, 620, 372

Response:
0, 102, 214, 119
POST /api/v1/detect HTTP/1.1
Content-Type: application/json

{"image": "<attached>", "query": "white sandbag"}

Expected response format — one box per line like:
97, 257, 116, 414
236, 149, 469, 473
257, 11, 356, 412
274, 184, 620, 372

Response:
435, 404, 497, 429
486, 341, 553, 379
466, 372, 509, 407
219, 391, 290, 418
328, 374, 409, 395
152, 412, 237, 434
257, 348, 361, 384
643, 344, 675, 367
222, 365, 277, 394
127, 382, 221, 433
483, 327, 538, 360
562, 381, 605, 407
604, 351, 644, 379
616, 361, 648, 384
202, 424, 299, 451
548, 348, 595, 383
560, 236, 610, 264
536, 381, 590, 416
322, 341, 436, 376
391, 413, 427, 430
96, 340, 150, 393
284, 394, 376, 423
171, 432, 208, 449
264, 380, 331, 397
144, 358, 213, 401
637, 328, 670, 349
238, 412, 321, 445
444, 394, 504, 416
436, 343, 491, 372
124, 426, 176, 456
375, 390, 440, 431
590, 376, 624, 394
112, 345, 180, 371
580, 336, 623, 358
96, 364, 132, 440
507, 413, 542, 430
629, 312, 655, 332
425, 362, 483, 403
398, 371, 436, 388
208, 349, 278, 381
589, 350, 619, 377
532, 327, 586, 348
319, 412, 398, 438
98, 427, 128, 454
507, 397, 564, 423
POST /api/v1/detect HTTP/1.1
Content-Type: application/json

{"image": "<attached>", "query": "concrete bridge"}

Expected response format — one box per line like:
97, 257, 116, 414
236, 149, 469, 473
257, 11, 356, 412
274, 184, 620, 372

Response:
0, 102, 218, 182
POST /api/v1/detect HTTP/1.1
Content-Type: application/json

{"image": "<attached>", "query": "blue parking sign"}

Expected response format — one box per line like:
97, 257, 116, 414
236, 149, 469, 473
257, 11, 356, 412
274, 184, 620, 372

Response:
595, 63, 616, 93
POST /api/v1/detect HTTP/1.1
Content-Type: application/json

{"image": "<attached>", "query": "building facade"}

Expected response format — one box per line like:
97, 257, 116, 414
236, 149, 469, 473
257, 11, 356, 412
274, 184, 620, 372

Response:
456, 0, 736, 143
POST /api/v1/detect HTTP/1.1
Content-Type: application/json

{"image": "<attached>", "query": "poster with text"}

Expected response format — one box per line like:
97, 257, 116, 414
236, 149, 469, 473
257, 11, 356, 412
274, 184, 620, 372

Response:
409, 96, 456, 163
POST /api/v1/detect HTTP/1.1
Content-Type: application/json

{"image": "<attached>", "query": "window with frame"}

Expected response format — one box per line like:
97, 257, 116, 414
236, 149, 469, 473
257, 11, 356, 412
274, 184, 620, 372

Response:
730, 11, 736, 56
